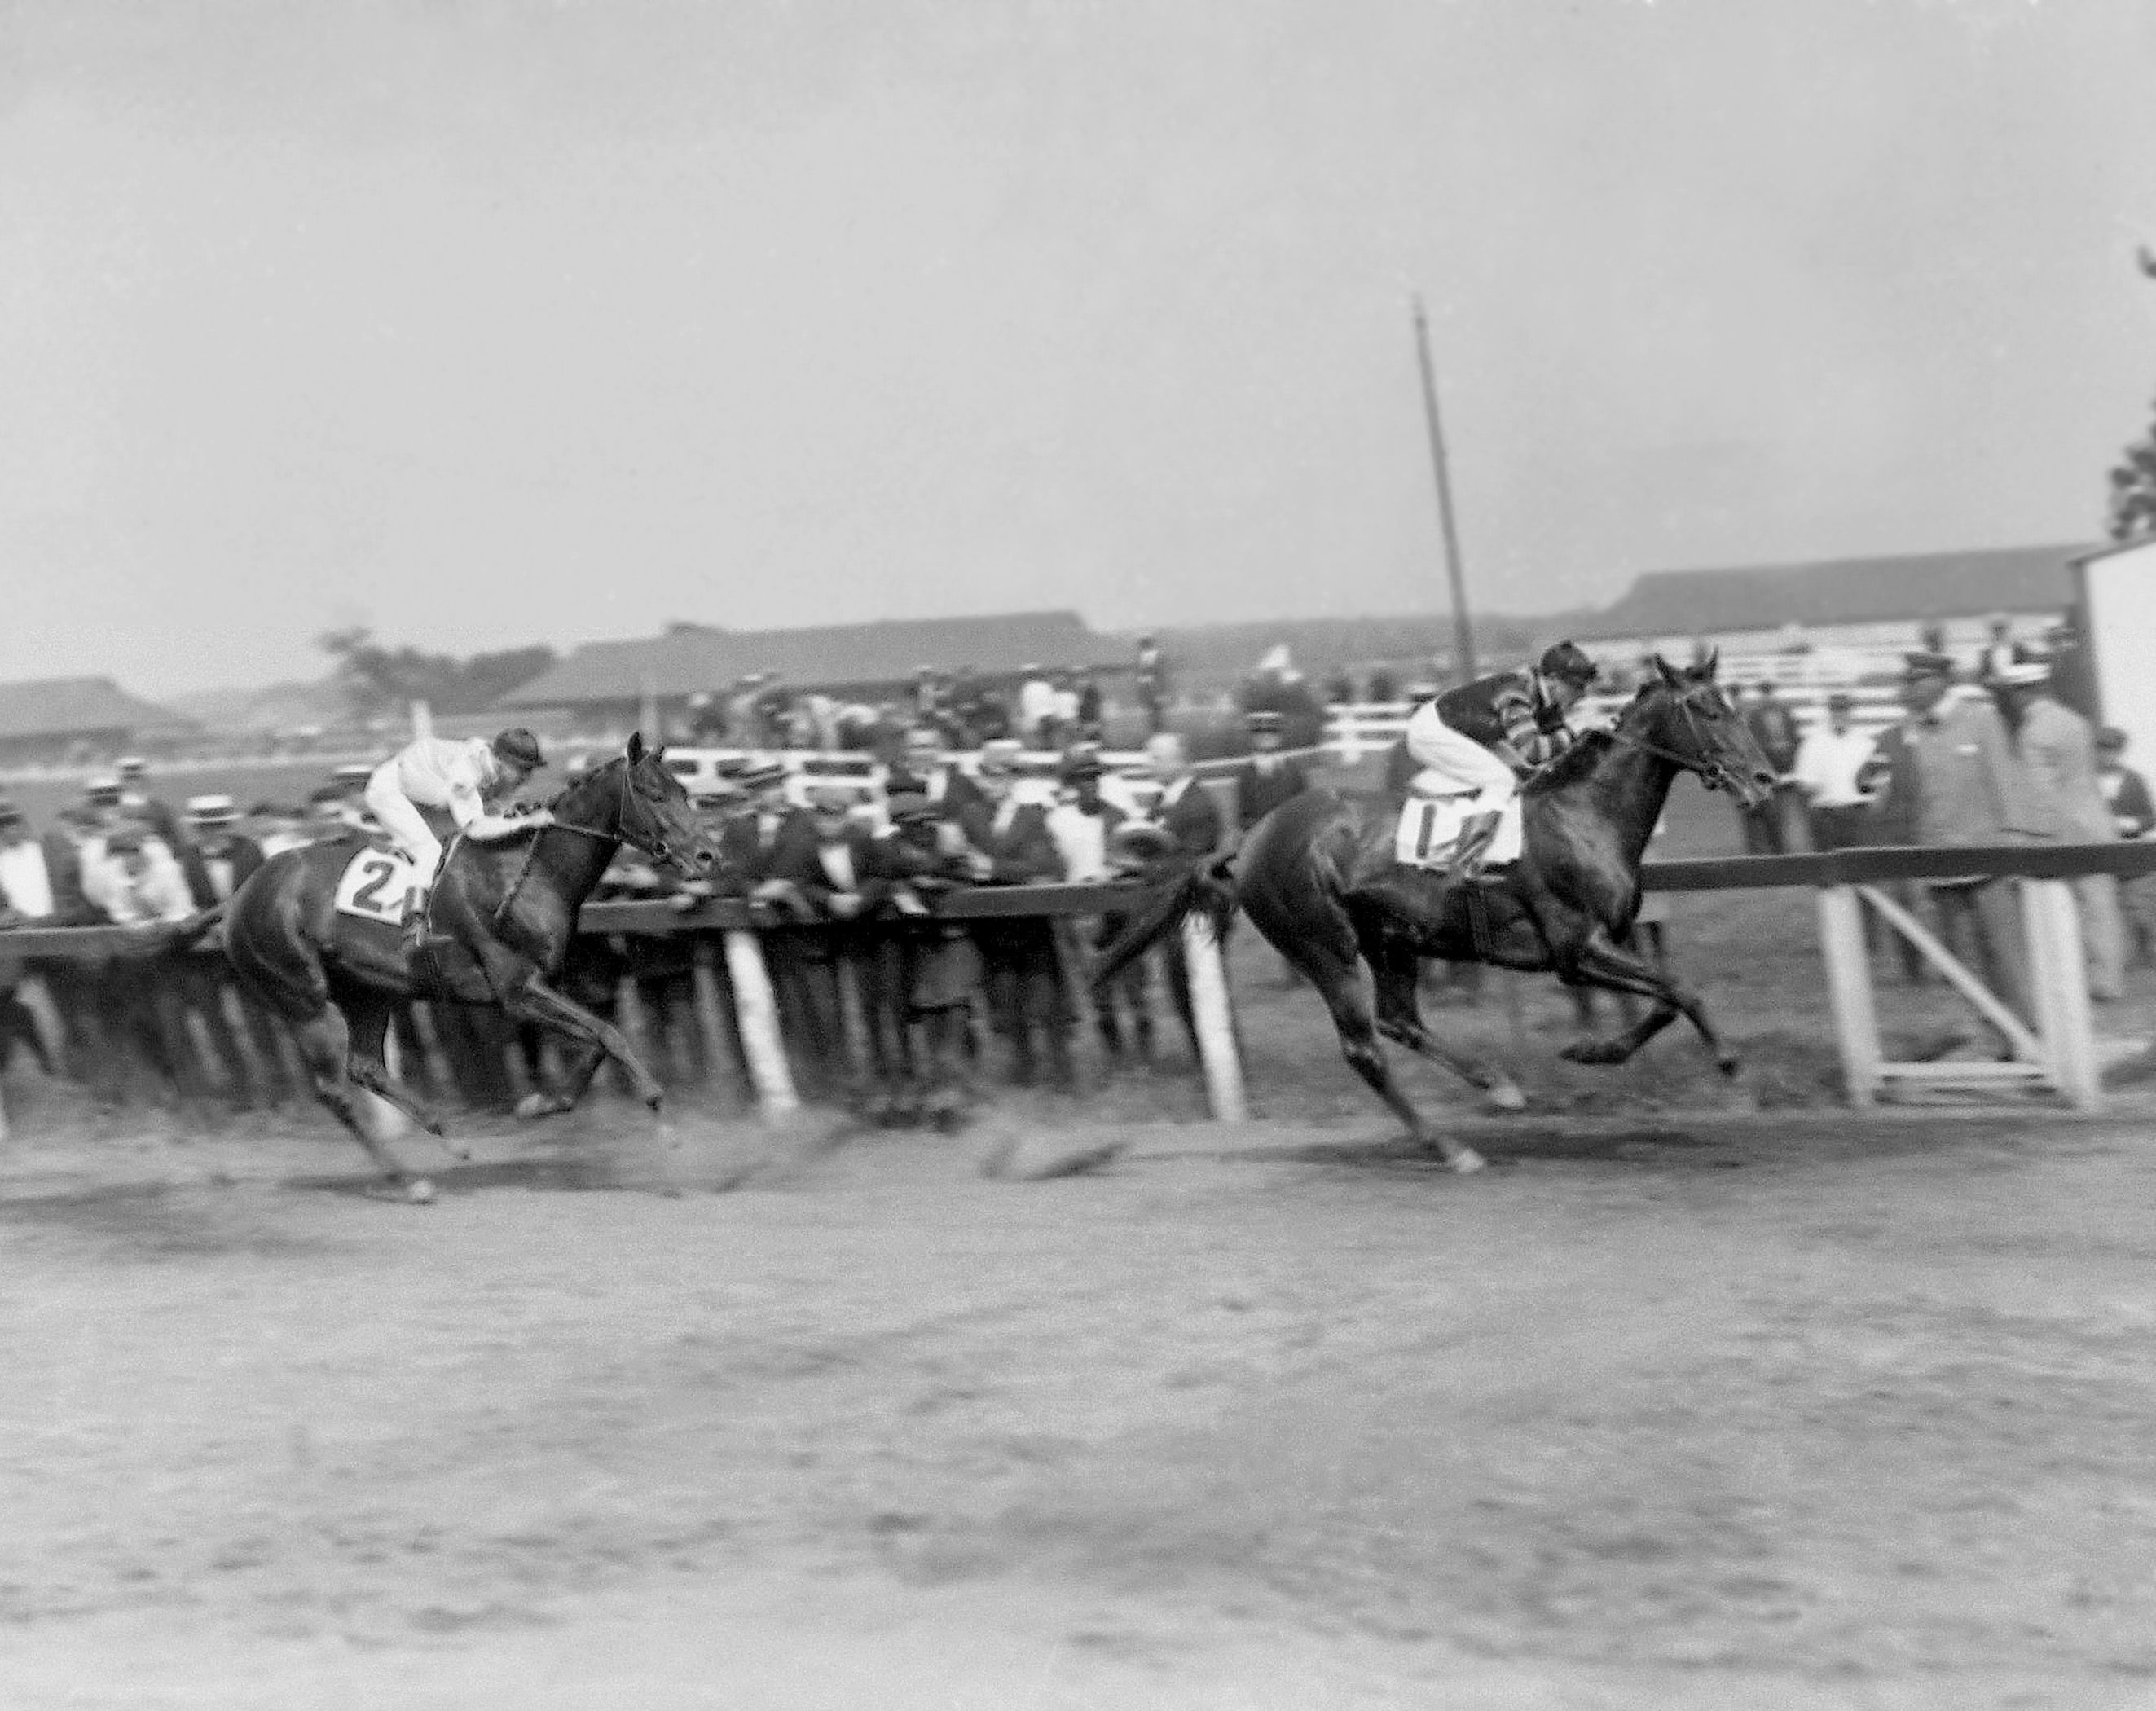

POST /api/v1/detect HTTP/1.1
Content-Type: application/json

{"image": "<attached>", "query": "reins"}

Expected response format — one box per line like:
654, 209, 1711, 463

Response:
492, 762, 665, 930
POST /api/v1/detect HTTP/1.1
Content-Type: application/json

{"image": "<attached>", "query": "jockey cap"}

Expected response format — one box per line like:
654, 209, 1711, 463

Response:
491, 728, 547, 772
1538, 641, 1599, 686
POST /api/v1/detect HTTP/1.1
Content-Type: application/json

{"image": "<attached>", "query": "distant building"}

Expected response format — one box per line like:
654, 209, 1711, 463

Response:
498, 609, 1129, 728
1580, 543, 2090, 671
0, 677, 195, 770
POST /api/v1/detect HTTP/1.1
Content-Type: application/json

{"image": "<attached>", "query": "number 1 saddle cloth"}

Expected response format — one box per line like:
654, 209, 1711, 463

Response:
1393, 794, 1525, 873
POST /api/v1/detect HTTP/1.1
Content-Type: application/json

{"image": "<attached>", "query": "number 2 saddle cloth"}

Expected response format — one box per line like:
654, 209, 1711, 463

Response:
1393, 794, 1526, 873
332, 844, 426, 926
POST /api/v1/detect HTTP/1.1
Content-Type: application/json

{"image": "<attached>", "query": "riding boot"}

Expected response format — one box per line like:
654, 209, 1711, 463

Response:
1445, 811, 1503, 882
399, 889, 436, 961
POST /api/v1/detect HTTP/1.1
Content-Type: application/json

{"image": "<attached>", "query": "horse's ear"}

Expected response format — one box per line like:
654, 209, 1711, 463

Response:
627, 730, 645, 764
1704, 647, 1720, 679
1652, 654, 1683, 687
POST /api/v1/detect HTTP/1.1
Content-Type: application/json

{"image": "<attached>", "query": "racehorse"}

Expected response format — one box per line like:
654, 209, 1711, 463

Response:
224, 734, 720, 1199
1094, 656, 1778, 1173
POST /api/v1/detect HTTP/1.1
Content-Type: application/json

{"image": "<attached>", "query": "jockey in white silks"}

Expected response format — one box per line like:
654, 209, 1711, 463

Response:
1401, 640, 1599, 879
363, 728, 552, 948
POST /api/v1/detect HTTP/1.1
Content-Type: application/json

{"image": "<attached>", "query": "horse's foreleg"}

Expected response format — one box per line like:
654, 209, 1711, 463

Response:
1317, 955, 1484, 1173
1367, 947, 1525, 1113
1560, 932, 1736, 1078
504, 976, 667, 1111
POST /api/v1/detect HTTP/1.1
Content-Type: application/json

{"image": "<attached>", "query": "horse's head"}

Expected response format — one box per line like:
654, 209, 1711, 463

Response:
1635, 653, 1778, 808
569, 733, 719, 878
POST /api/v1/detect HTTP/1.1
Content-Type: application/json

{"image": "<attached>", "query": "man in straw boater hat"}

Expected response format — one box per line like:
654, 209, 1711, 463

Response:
362, 726, 552, 955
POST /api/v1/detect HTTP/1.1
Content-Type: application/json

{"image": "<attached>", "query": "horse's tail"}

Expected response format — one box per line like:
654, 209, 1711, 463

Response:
1089, 851, 1239, 994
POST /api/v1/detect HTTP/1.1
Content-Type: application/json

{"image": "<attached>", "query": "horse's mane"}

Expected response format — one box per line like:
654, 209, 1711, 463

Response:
1522, 728, 1616, 794
1520, 679, 1670, 795
542, 754, 623, 812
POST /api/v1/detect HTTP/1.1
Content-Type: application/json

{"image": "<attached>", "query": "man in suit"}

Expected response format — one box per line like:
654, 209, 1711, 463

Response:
1739, 683, 1802, 853
956, 739, 1075, 1089
1047, 744, 1152, 1066
759, 781, 892, 1105
870, 790, 983, 1128
1231, 710, 1309, 833
713, 759, 832, 1092
1121, 732, 1223, 1061
1998, 660, 2125, 1001
884, 724, 986, 821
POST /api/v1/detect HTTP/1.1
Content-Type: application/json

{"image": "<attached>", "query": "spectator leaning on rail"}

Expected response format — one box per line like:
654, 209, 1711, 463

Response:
955, 739, 1076, 1091
2097, 727, 2154, 970
1872, 650, 2044, 1041
1792, 692, 1877, 852
1994, 659, 2126, 1002
1046, 743, 1153, 1067
885, 724, 986, 819
872, 790, 983, 1128
363, 727, 551, 956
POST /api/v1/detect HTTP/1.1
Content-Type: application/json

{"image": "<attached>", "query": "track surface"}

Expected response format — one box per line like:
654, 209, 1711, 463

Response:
4, 1105, 2156, 1709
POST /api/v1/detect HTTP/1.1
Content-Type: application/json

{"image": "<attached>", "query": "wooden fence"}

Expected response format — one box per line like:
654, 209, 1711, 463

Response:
1, 842, 2150, 1138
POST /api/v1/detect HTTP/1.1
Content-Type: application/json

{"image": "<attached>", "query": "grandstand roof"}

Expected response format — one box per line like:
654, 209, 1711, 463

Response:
500, 610, 1127, 708
0, 677, 191, 742
1583, 543, 2092, 640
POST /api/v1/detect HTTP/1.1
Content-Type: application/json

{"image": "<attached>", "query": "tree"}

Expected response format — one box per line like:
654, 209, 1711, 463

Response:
317, 629, 557, 720
2108, 402, 2156, 541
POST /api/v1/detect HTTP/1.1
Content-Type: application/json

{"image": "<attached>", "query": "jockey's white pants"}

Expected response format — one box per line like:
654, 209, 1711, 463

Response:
1403, 702, 1516, 809
363, 772, 446, 883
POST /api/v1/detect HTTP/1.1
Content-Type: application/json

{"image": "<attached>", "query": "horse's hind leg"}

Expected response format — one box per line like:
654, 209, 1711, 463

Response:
1366, 943, 1526, 1114
1249, 895, 1482, 1173
291, 1005, 435, 1202
343, 994, 460, 1154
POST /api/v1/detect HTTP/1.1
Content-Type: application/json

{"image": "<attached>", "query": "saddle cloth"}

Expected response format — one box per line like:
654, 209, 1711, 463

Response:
332, 844, 425, 925
1394, 794, 1525, 873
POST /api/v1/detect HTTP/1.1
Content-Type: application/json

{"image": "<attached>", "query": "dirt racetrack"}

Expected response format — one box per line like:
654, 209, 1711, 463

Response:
6, 1097, 2156, 1711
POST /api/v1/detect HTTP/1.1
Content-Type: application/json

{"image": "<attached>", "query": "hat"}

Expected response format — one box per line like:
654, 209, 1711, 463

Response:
249, 799, 300, 820
730, 758, 790, 793
1244, 709, 1284, 734
491, 728, 547, 772
977, 738, 1024, 776
1826, 691, 1855, 709
1059, 743, 1106, 782
116, 756, 147, 777
103, 827, 147, 856
2097, 726, 2129, 750
803, 781, 856, 811
1995, 660, 2051, 688
1538, 640, 1599, 685
1903, 650, 1956, 679
84, 775, 122, 800
886, 790, 938, 825
185, 794, 240, 825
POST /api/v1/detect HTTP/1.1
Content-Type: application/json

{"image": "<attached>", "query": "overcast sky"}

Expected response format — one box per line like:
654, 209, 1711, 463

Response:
2, 0, 2152, 695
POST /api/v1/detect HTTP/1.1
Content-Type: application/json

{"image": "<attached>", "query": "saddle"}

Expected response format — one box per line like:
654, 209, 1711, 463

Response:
1394, 794, 1525, 873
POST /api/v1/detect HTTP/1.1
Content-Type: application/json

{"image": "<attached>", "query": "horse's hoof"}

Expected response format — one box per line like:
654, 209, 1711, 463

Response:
514, 1093, 564, 1121
1560, 1040, 1621, 1066
405, 1178, 437, 1205
1449, 1148, 1486, 1175
1482, 1082, 1527, 1114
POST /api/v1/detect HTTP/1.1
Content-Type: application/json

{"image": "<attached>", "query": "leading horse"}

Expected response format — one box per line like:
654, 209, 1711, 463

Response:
1095, 657, 1778, 1172
224, 734, 721, 1199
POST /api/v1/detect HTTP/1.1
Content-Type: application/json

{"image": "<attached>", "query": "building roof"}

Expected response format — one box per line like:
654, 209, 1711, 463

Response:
0, 677, 191, 743
501, 610, 1125, 708
1583, 543, 2093, 641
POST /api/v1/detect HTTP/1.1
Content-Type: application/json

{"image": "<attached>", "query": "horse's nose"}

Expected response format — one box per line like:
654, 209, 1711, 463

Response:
694, 849, 715, 873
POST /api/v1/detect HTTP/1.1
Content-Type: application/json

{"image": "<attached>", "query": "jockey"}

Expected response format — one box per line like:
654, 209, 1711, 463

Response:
1402, 640, 1600, 878
363, 728, 552, 948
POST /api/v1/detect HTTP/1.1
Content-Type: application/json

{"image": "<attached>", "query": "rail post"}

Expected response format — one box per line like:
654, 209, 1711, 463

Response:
723, 928, 799, 1119
1815, 886, 1880, 1106
2022, 879, 2101, 1111
1180, 913, 1247, 1121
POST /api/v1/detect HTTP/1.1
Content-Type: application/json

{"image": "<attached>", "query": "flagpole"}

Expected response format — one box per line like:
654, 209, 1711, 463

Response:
1412, 296, 1478, 681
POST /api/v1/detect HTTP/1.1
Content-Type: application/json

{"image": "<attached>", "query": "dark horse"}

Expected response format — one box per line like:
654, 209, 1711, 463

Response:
1096, 657, 1778, 1173
224, 734, 720, 1199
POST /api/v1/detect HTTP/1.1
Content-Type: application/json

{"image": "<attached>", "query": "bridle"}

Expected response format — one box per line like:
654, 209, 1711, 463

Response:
1603, 684, 1743, 794
492, 760, 687, 929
